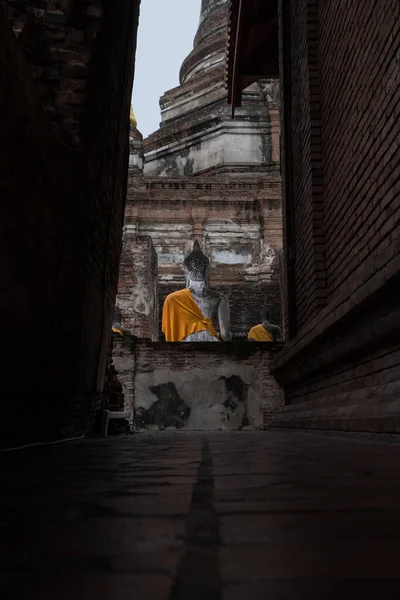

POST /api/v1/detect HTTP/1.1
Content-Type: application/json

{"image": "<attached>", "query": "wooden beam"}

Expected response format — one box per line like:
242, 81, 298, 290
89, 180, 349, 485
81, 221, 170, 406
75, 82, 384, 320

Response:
231, 0, 244, 116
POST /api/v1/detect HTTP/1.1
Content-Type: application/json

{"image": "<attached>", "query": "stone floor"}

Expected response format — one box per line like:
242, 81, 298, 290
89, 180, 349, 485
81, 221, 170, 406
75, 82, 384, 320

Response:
1, 431, 400, 599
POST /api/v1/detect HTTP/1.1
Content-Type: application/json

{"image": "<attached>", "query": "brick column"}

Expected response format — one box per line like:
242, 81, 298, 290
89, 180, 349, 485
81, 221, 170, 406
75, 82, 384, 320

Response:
116, 233, 159, 341
278, 0, 327, 337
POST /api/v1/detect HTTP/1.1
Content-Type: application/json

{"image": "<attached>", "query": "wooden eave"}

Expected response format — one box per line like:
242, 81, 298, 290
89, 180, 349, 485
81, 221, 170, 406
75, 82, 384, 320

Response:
226, 0, 279, 115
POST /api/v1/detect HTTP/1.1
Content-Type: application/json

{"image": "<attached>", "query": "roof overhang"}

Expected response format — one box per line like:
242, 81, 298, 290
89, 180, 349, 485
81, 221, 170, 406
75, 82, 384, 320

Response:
226, 0, 279, 116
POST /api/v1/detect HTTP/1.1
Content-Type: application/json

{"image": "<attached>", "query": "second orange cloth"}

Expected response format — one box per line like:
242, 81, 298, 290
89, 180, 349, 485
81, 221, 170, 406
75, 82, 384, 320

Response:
248, 324, 273, 342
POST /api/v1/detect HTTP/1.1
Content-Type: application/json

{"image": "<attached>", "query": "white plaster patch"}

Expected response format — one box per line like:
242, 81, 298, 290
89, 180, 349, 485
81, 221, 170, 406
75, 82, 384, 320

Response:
263, 244, 276, 266
211, 248, 252, 265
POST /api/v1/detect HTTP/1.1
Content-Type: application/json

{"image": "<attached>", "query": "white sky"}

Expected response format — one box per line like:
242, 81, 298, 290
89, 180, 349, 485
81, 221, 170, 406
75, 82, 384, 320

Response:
132, 0, 201, 138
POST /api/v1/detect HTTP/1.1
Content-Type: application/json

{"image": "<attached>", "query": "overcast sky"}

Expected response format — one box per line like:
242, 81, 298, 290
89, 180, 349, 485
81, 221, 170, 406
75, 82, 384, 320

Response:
132, 0, 201, 138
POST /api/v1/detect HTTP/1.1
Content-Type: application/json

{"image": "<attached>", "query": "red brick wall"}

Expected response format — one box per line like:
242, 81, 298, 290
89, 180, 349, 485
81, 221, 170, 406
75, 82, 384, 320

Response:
275, 0, 400, 433
273, 270, 400, 432
0, 1, 140, 449
282, 0, 326, 332
117, 235, 159, 341
217, 282, 282, 333
5, 0, 106, 143
318, 0, 400, 300
281, 0, 399, 333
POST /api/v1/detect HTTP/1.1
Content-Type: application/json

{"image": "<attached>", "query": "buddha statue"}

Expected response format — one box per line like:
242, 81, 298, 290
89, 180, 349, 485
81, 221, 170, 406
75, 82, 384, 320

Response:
248, 307, 282, 342
162, 240, 232, 342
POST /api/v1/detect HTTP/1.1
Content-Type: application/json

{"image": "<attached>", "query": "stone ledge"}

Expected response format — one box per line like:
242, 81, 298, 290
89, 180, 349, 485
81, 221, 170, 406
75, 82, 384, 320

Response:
135, 340, 285, 357
128, 175, 281, 191
272, 415, 400, 434
272, 428, 400, 444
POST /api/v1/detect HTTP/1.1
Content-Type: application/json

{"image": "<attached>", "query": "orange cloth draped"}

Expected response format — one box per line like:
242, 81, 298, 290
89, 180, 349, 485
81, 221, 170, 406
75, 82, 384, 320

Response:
248, 324, 273, 342
162, 288, 219, 342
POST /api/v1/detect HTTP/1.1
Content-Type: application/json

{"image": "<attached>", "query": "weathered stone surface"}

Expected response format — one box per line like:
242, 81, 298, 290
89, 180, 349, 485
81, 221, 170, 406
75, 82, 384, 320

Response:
135, 383, 192, 430
133, 342, 284, 431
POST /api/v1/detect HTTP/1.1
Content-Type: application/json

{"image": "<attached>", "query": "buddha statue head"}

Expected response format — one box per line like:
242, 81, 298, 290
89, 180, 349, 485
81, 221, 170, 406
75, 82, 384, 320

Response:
183, 240, 210, 282
261, 305, 271, 323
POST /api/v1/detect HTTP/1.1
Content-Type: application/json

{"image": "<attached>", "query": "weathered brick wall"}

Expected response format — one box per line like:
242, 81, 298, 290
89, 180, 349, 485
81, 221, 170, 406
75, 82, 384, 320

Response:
273, 260, 400, 432
116, 234, 159, 341
318, 0, 399, 300
5, 0, 87, 140
281, 0, 399, 333
4, 0, 108, 143
112, 335, 135, 428
134, 341, 284, 431
77, 0, 141, 394
277, 0, 293, 341
282, 0, 326, 332
0, 1, 140, 448
275, 0, 400, 433
217, 281, 282, 333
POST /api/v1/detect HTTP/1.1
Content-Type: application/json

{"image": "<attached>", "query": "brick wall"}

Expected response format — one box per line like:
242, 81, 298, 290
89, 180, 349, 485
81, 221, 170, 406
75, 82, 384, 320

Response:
112, 334, 135, 428
273, 262, 400, 431
280, 0, 399, 333
4, 0, 109, 144
318, 0, 400, 300
116, 234, 159, 341
217, 281, 282, 333
282, 0, 326, 332
134, 341, 284, 431
0, 1, 140, 449
275, 0, 400, 433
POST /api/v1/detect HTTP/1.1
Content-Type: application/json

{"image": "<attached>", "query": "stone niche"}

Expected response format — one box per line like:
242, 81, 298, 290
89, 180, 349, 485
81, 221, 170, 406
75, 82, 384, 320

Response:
133, 341, 284, 432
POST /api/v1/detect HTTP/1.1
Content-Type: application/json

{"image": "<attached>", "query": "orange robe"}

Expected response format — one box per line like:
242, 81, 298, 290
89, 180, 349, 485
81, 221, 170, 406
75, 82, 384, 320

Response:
162, 288, 219, 342
248, 324, 273, 342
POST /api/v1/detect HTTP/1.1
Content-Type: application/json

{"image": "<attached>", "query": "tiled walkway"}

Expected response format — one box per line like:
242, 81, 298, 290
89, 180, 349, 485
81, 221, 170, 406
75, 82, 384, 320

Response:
1, 431, 400, 598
